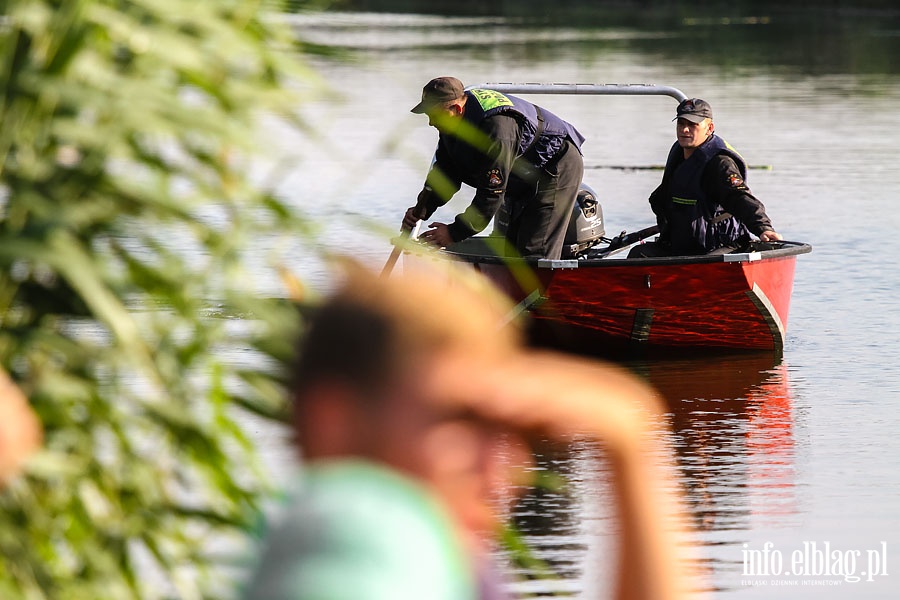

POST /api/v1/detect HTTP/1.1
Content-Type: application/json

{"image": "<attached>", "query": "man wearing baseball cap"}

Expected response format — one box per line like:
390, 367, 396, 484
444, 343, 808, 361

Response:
631, 97, 782, 257
409, 76, 467, 116
403, 77, 585, 260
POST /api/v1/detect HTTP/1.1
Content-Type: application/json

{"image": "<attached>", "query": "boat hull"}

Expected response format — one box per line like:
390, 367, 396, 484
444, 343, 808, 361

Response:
438, 238, 811, 354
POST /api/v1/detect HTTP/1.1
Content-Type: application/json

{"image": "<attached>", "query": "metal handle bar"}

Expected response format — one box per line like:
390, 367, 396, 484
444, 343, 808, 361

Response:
468, 83, 688, 102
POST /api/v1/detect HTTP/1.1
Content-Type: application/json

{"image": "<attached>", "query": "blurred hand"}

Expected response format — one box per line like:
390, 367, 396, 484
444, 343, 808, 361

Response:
759, 230, 783, 242
419, 223, 454, 248
0, 369, 41, 485
402, 205, 426, 231
417, 349, 698, 599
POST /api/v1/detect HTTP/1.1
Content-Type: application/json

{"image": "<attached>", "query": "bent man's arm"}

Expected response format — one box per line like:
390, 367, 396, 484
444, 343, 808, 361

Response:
705, 155, 778, 238
423, 350, 702, 600
446, 115, 520, 243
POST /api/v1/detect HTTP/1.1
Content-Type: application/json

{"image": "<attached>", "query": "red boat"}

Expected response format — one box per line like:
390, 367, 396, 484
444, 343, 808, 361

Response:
421, 84, 812, 355
442, 236, 811, 355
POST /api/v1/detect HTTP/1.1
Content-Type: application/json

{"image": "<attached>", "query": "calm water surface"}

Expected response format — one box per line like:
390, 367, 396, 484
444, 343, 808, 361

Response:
269, 11, 900, 598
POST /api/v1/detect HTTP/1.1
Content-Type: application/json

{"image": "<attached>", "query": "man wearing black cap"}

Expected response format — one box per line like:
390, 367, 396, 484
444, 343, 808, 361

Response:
403, 77, 585, 259
631, 98, 782, 257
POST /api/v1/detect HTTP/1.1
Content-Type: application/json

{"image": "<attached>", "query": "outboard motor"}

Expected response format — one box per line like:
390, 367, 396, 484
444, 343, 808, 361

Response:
562, 183, 605, 258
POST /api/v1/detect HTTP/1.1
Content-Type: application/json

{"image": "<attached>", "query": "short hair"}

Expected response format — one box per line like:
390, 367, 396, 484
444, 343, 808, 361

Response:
291, 261, 522, 403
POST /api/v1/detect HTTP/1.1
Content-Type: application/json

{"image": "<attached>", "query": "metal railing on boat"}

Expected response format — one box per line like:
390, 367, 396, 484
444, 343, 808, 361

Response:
468, 83, 688, 102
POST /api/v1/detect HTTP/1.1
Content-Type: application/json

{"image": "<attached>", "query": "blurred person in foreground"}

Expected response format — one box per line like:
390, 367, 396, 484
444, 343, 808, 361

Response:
242, 260, 699, 600
630, 98, 782, 257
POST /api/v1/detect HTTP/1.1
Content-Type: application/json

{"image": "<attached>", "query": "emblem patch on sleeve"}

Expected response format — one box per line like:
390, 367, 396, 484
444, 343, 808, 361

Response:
728, 173, 746, 189
486, 168, 503, 188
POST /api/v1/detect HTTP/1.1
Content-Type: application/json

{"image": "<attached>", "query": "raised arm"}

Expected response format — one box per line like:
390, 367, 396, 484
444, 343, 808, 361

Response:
421, 350, 701, 600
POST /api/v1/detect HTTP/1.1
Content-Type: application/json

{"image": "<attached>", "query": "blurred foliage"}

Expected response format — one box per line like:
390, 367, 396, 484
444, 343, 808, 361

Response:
0, 0, 322, 598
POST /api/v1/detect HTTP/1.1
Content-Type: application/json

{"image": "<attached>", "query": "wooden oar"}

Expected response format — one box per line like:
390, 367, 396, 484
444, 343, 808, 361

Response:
380, 221, 421, 278
497, 288, 543, 328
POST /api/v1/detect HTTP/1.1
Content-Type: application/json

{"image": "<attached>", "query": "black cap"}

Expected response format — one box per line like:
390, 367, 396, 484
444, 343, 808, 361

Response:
410, 77, 465, 114
674, 98, 713, 123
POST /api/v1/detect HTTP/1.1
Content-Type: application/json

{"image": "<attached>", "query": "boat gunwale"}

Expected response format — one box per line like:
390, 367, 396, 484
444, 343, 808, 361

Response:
441, 239, 812, 269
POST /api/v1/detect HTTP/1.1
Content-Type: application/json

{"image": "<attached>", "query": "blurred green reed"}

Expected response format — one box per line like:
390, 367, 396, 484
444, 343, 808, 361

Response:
0, 1, 326, 597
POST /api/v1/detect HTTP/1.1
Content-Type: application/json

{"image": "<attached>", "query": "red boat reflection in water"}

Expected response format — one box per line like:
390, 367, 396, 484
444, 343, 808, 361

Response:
490, 352, 799, 596
744, 362, 796, 523
640, 352, 797, 532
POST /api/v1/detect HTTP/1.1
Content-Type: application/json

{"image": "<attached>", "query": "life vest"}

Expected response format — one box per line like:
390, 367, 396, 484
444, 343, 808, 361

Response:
664, 134, 750, 254
463, 89, 585, 169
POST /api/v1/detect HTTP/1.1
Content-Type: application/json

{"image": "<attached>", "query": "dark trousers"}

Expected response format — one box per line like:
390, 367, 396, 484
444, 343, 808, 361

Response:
501, 140, 584, 260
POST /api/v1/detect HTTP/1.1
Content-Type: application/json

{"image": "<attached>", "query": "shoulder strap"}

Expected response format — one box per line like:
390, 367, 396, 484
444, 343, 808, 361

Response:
521, 105, 545, 157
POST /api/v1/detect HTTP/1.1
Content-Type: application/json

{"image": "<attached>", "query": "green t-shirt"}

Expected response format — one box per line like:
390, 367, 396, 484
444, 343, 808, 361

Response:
242, 460, 477, 600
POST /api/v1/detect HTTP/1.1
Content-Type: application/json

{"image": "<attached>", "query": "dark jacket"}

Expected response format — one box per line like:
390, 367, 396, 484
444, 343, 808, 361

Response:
650, 134, 774, 254
418, 89, 584, 241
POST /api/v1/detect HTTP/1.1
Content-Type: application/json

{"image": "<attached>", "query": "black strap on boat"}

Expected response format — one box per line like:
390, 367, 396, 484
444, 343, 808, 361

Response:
630, 308, 655, 345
